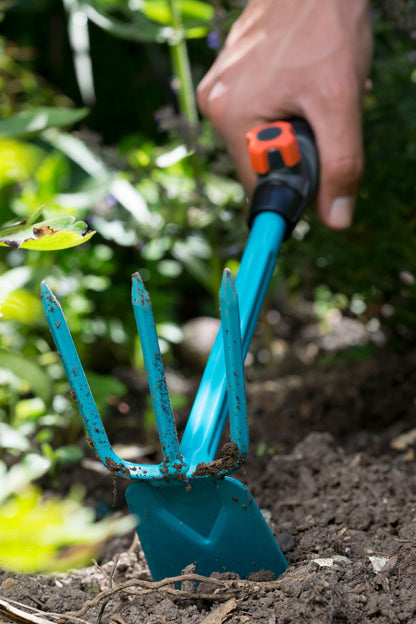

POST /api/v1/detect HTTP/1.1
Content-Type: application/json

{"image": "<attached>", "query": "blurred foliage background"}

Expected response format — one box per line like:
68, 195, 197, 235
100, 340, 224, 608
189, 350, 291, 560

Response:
0, 0, 414, 571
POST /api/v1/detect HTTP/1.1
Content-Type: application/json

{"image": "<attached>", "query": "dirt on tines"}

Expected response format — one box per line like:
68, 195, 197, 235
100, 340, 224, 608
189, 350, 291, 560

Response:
193, 441, 240, 476
1, 348, 416, 623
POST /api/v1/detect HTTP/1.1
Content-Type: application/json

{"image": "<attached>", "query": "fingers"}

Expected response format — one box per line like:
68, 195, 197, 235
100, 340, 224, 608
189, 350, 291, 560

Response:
200, 80, 365, 233
199, 66, 366, 232
305, 78, 364, 230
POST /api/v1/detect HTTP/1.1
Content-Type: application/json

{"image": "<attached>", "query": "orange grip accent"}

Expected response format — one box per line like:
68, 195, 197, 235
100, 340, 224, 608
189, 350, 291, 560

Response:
246, 121, 301, 174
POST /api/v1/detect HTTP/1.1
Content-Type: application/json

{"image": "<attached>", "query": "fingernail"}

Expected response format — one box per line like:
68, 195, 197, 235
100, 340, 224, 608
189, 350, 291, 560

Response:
328, 196, 354, 229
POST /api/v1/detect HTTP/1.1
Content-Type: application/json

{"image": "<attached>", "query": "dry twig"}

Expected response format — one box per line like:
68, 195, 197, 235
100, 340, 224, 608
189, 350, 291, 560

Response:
0, 572, 282, 624
0, 597, 91, 624
63, 571, 285, 620
108, 616, 128, 624
96, 555, 119, 624
0, 598, 59, 624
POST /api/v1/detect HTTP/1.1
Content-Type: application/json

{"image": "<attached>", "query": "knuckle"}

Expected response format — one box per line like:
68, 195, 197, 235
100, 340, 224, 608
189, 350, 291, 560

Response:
318, 66, 361, 108
325, 77, 354, 104
201, 84, 231, 127
325, 154, 364, 186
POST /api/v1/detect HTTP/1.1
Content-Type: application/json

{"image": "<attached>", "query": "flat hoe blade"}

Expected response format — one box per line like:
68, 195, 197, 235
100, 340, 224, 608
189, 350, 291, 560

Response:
126, 477, 287, 580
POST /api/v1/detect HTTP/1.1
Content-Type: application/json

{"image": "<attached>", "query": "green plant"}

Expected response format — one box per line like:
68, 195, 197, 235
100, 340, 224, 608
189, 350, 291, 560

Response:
65, 0, 214, 125
0, 456, 133, 573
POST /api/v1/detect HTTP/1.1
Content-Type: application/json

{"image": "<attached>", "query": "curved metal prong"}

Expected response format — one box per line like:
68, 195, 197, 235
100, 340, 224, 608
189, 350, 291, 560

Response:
41, 281, 161, 480
131, 273, 185, 477
219, 268, 248, 472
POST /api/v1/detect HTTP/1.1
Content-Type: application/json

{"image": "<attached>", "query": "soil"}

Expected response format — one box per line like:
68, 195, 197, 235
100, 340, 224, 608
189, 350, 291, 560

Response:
1, 323, 416, 623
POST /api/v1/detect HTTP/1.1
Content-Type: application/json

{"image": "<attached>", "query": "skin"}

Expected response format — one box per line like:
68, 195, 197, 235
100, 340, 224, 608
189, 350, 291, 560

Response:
197, 0, 374, 230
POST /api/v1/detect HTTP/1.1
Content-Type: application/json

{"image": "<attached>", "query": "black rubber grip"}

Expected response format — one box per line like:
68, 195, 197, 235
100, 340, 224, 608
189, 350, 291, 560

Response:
248, 119, 319, 238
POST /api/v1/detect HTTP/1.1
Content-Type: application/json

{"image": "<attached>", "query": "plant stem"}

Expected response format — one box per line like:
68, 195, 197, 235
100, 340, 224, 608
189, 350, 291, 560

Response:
167, 0, 198, 127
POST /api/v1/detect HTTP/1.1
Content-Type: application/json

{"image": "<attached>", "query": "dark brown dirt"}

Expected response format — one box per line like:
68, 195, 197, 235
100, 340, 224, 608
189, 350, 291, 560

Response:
1, 346, 416, 624
193, 442, 240, 476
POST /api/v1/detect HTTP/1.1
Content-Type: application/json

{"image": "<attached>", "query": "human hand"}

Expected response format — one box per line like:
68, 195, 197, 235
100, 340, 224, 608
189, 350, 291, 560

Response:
197, 0, 373, 230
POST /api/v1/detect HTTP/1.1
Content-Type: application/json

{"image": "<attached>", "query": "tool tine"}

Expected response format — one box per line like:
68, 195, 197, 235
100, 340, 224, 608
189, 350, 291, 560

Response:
131, 273, 183, 473
219, 269, 248, 468
41, 281, 158, 480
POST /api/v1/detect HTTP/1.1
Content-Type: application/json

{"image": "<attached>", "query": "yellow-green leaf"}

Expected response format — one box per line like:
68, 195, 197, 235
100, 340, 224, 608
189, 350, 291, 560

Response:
141, 0, 214, 25
0, 139, 44, 185
0, 289, 43, 324
0, 487, 134, 573
0, 210, 96, 251
18, 228, 96, 251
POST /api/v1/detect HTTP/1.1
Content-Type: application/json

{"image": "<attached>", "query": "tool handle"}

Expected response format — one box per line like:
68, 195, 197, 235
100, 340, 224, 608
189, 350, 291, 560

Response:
246, 119, 319, 237
181, 120, 318, 467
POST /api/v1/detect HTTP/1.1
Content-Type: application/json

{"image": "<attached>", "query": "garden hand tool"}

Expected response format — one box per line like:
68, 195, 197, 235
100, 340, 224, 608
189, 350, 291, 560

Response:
41, 119, 318, 581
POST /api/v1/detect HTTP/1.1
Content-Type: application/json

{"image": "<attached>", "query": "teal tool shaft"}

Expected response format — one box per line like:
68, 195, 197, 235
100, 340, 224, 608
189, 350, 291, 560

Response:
180, 212, 286, 468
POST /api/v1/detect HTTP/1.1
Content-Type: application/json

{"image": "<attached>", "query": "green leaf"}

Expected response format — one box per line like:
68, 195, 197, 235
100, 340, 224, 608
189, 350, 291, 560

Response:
140, 0, 214, 25
84, 0, 213, 44
0, 349, 53, 404
55, 445, 84, 466
0, 266, 43, 325
19, 229, 96, 251
185, 25, 210, 38
0, 422, 31, 453
0, 211, 95, 251
0, 107, 89, 138
87, 372, 127, 414
0, 455, 51, 503
0, 485, 134, 572
178, 0, 214, 21
203, 173, 245, 206
0, 289, 43, 324
0, 140, 44, 185
0, 266, 32, 299
83, 3, 170, 42
15, 397, 46, 422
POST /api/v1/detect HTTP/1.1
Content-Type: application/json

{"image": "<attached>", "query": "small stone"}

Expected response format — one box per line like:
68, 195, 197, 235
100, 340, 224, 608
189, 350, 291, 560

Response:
390, 428, 416, 451
332, 555, 351, 566
313, 558, 334, 567
405, 448, 415, 462
368, 555, 397, 574
276, 533, 295, 553
261, 509, 272, 523
180, 317, 220, 369
2, 578, 18, 590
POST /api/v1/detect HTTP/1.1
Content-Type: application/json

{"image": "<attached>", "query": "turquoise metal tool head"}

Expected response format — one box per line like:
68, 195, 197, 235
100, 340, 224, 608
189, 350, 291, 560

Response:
41, 269, 288, 580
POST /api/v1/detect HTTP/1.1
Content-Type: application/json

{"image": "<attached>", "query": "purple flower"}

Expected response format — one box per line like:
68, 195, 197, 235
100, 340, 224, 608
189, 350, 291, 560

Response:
207, 30, 221, 50
227, 244, 240, 257
106, 194, 117, 207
